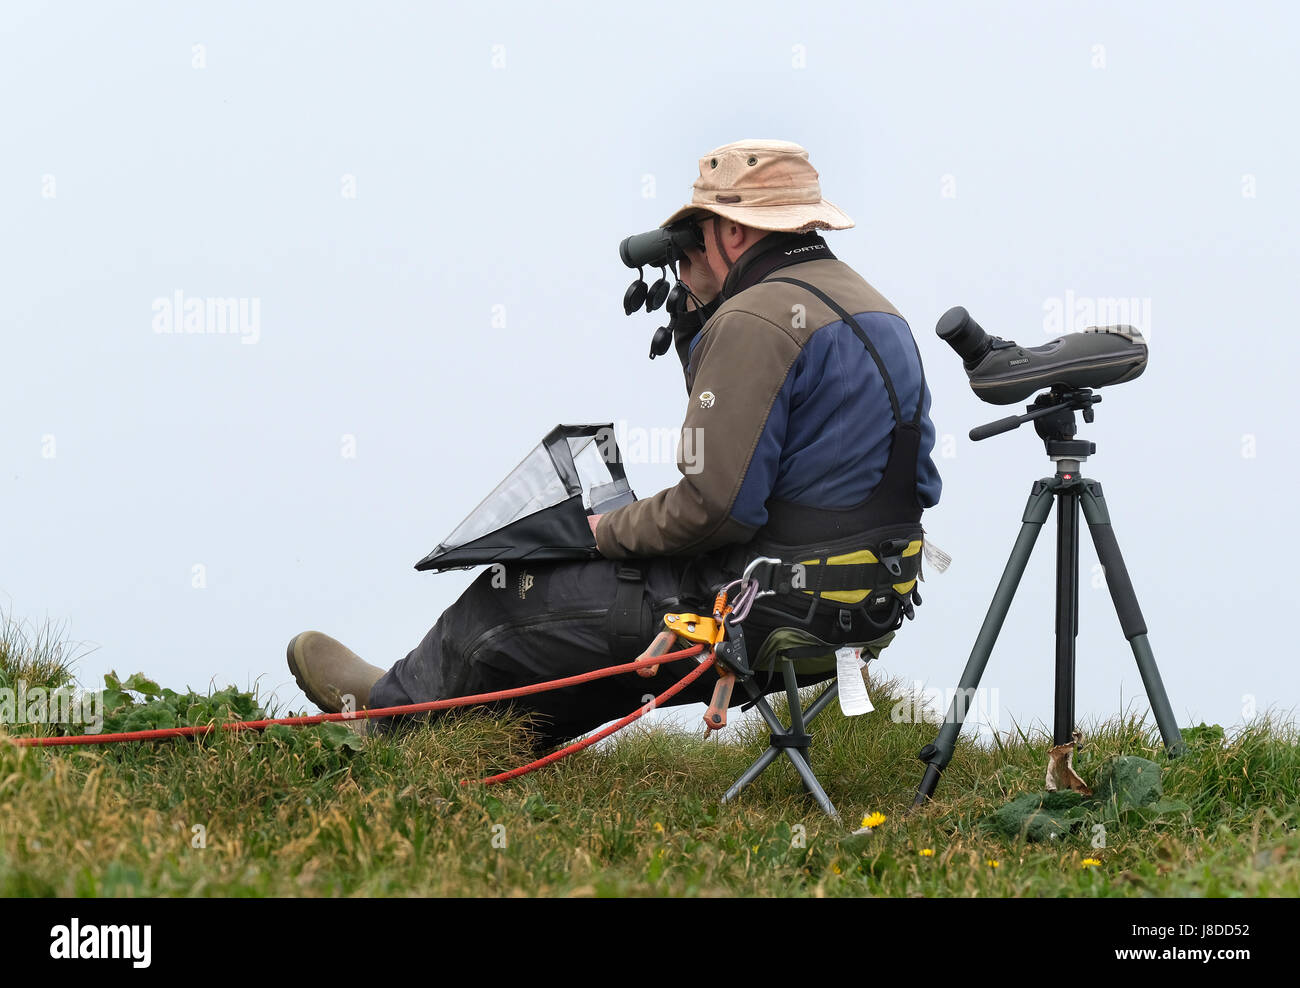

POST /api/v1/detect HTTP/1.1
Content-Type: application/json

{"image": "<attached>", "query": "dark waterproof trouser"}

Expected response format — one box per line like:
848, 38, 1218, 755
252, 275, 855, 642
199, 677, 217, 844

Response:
369, 556, 887, 752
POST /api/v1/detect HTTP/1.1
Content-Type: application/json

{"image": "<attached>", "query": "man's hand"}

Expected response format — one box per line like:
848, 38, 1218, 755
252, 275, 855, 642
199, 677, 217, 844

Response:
678, 244, 721, 306
588, 513, 603, 552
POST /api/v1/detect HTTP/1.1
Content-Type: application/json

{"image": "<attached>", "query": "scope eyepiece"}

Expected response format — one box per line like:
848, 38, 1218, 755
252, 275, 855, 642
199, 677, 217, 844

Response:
936, 306, 994, 370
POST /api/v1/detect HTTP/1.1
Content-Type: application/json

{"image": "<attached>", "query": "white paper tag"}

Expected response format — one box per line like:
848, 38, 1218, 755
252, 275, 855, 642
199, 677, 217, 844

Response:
922, 536, 951, 574
836, 647, 874, 716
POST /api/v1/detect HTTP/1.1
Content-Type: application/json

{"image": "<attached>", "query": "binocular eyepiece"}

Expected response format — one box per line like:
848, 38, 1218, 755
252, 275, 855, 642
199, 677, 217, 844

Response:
618, 219, 706, 270
936, 306, 1148, 406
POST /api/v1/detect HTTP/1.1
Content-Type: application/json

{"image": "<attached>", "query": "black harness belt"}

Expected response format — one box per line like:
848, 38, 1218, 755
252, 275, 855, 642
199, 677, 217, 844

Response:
746, 538, 921, 596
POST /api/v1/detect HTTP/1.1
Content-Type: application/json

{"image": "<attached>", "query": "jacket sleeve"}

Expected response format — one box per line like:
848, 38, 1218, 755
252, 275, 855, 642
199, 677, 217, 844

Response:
670, 307, 705, 390
595, 307, 800, 558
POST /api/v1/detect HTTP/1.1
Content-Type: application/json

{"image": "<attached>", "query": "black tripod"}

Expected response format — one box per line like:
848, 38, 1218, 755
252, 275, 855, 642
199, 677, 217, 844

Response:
912, 387, 1184, 805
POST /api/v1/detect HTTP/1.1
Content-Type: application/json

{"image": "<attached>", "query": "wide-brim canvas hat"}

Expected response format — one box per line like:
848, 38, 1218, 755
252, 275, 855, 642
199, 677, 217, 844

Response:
661, 139, 854, 233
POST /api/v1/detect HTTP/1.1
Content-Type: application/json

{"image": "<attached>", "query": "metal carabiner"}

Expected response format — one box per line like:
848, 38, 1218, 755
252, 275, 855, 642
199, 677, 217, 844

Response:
741, 556, 783, 599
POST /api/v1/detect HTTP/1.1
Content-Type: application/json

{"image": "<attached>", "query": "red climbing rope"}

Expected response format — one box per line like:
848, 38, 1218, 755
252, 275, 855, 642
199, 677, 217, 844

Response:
5, 559, 772, 789
4, 565, 771, 790
6, 644, 705, 749
475, 650, 715, 786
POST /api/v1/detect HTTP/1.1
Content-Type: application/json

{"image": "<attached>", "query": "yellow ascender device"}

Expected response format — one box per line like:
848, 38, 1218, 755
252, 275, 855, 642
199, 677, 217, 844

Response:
633, 608, 738, 733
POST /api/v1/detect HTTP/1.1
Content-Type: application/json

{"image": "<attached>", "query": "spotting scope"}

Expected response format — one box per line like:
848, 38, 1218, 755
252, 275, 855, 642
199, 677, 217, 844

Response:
936, 306, 1148, 406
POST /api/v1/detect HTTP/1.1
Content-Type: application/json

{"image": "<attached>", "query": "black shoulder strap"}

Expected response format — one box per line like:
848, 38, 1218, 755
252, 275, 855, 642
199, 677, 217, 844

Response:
765, 276, 902, 423
765, 276, 926, 427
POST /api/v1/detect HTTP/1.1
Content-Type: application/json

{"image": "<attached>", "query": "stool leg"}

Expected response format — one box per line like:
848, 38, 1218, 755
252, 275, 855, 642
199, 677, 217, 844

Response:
723, 692, 785, 802
783, 748, 838, 819
802, 679, 841, 721
781, 661, 839, 819
783, 660, 807, 740
723, 745, 782, 803
721, 671, 842, 820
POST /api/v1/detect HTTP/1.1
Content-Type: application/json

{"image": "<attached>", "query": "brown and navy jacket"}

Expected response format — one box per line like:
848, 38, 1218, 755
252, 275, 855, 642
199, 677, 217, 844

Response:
595, 231, 941, 560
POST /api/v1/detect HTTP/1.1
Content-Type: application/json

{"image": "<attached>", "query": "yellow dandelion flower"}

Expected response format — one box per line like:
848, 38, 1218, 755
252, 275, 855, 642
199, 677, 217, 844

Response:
1081, 858, 1101, 868
986, 859, 1000, 868
832, 863, 843, 875
653, 822, 664, 833
918, 848, 934, 857
860, 812, 887, 829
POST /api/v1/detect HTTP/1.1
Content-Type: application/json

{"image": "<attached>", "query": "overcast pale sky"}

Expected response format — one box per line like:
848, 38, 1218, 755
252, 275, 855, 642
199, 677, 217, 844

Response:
3, 1, 1297, 747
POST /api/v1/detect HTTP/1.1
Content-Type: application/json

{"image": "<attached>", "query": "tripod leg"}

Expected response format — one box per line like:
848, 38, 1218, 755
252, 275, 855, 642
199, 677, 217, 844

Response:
1080, 480, 1185, 757
1054, 487, 1080, 747
912, 480, 1057, 806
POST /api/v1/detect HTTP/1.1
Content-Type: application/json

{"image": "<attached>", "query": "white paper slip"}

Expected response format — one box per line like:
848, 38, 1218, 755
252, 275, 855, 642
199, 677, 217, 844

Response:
836, 647, 874, 716
923, 536, 951, 574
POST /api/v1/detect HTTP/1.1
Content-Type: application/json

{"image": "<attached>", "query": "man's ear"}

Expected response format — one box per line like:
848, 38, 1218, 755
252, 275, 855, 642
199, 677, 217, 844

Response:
725, 220, 752, 250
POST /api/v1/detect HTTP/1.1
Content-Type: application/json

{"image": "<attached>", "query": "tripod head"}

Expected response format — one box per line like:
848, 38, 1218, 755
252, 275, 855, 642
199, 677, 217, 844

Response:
971, 386, 1100, 462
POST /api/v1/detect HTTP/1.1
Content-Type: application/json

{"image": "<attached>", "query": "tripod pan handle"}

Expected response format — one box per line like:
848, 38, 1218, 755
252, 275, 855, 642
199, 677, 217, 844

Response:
970, 415, 1022, 441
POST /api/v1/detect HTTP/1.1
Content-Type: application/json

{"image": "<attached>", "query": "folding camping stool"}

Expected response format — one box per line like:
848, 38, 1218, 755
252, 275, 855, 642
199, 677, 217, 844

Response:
721, 626, 896, 821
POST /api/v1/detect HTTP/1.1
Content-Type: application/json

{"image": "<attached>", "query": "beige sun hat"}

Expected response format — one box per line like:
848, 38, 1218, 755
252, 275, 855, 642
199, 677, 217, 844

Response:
661, 139, 854, 233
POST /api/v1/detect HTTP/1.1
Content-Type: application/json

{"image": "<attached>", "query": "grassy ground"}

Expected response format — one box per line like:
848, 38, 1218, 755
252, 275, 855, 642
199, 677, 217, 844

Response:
1, 614, 1297, 897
